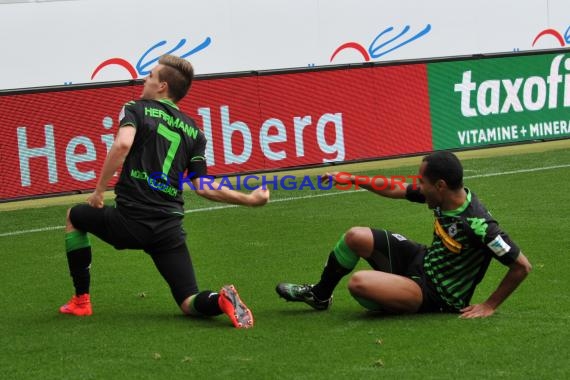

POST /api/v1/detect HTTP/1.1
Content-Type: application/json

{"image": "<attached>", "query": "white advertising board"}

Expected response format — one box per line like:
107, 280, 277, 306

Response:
0, 0, 568, 90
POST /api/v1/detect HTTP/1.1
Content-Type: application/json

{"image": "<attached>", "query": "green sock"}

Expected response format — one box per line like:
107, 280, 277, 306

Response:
332, 233, 359, 270
65, 230, 91, 252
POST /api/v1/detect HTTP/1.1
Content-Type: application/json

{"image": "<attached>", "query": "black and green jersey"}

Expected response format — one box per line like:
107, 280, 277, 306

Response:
114, 99, 207, 217
406, 185, 520, 310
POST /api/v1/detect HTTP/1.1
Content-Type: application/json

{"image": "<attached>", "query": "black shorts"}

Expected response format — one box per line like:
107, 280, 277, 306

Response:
69, 204, 199, 305
368, 229, 452, 313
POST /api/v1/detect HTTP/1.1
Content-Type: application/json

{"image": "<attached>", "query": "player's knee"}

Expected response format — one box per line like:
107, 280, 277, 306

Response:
65, 208, 76, 232
347, 271, 368, 297
344, 227, 371, 256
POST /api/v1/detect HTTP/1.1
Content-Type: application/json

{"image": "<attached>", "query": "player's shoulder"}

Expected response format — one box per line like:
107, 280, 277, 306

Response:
464, 189, 492, 218
118, 100, 144, 124
460, 189, 500, 238
119, 99, 143, 115
121, 99, 140, 108
124, 99, 168, 109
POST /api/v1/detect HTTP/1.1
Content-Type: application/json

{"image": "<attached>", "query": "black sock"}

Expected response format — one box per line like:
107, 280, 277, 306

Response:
65, 231, 92, 296
191, 290, 223, 316
66, 247, 92, 295
312, 252, 352, 300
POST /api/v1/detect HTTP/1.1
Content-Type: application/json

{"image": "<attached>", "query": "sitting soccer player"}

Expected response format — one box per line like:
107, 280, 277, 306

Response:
276, 151, 531, 318
59, 55, 269, 328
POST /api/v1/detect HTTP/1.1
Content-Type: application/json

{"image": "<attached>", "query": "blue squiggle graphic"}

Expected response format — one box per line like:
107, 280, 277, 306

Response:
136, 37, 212, 75
369, 24, 432, 59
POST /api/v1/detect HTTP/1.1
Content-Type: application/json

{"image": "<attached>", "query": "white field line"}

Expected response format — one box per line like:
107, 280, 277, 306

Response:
1, 163, 569, 238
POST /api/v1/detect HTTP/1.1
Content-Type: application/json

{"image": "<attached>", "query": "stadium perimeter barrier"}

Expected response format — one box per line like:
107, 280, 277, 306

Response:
1, 48, 569, 202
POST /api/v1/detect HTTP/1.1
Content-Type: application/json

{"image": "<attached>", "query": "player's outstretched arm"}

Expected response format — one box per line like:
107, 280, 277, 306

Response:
191, 178, 270, 207
460, 252, 532, 319
323, 171, 409, 199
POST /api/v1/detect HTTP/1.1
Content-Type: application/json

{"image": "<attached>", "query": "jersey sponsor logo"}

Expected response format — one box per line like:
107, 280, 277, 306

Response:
129, 169, 179, 197
487, 235, 511, 256
434, 219, 462, 254
467, 217, 488, 239
391, 233, 408, 242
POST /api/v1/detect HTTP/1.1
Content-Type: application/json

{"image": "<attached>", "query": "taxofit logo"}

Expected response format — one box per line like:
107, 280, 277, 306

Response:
454, 54, 570, 118
139, 170, 420, 194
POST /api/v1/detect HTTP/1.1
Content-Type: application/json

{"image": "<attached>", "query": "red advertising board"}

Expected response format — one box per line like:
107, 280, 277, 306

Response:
0, 64, 432, 200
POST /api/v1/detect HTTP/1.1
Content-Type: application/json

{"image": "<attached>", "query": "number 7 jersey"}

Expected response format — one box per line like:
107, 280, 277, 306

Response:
114, 99, 207, 216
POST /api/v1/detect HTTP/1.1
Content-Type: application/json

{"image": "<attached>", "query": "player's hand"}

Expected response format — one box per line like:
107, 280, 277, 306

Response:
249, 187, 270, 206
87, 191, 105, 208
321, 172, 340, 186
459, 303, 495, 319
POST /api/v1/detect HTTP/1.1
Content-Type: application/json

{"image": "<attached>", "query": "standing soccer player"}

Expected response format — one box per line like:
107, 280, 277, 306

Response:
276, 151, 531, 318
59, 55, 269, 328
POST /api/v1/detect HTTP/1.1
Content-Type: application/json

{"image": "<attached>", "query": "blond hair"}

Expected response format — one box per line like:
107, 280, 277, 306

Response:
158, 55, 194, 102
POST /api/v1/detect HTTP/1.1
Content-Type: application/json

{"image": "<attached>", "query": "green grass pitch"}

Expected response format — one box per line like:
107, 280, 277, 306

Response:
1, 143, 569, 379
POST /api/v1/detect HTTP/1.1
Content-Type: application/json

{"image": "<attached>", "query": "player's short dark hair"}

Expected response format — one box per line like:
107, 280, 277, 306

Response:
158, 55, 194, 103
422, 151, 463, 190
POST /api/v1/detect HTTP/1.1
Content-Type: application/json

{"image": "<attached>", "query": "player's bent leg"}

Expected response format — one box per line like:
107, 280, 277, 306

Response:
148, 244, 199, 309
148, 243, 253, 328
348, 270, 422, 313
60, 206, 94, 316
276, 227, 374, 309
